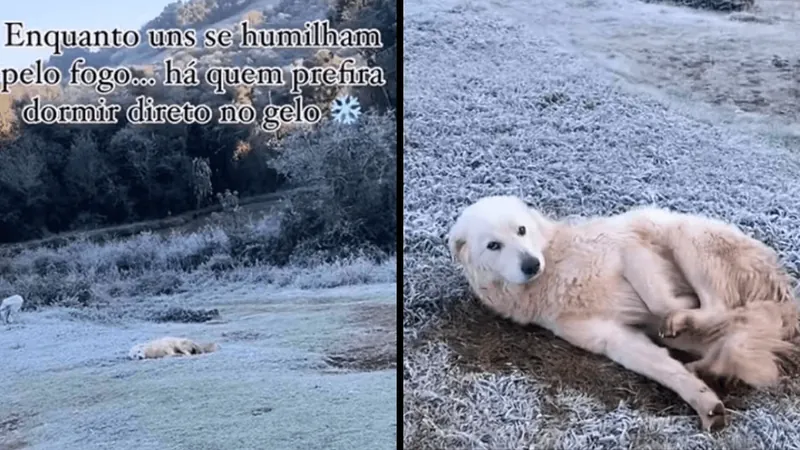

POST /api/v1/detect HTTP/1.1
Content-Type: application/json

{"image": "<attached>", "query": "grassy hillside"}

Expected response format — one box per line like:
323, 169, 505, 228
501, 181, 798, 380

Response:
0, 0, 397, 267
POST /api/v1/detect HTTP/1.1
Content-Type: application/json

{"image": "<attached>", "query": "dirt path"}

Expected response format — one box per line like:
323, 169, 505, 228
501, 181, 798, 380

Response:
1, 283, 396, 450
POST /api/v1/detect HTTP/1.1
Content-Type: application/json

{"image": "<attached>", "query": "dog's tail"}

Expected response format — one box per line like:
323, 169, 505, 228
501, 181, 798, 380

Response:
694, 301, 799, 388
701, 329, 795, 388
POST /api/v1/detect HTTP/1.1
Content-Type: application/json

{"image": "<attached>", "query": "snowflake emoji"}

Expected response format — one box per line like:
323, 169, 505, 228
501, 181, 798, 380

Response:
331, 95, 361, 124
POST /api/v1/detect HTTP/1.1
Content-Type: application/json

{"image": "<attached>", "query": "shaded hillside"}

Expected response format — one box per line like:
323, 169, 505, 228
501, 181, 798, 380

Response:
0, 0, 397, 260
46, 0, 283, 73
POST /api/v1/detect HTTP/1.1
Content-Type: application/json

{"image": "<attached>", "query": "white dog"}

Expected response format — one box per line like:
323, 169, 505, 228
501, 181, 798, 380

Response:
447, 195, 799, 431
129, 336, 218, 360
0, 295, 24, 324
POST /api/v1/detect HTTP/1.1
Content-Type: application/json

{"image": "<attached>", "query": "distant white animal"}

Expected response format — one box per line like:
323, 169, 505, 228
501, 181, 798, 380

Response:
0, 295, 23, 324
128, 336, 218, 360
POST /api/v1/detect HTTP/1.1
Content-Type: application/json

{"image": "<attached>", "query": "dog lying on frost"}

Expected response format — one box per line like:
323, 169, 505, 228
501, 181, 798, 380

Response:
447, 195, 800, 431
128, 336, 218, 360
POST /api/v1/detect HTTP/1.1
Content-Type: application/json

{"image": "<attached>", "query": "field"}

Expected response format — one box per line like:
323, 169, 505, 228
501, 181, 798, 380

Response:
403, 0, 800, 448
0, 204, 397, 450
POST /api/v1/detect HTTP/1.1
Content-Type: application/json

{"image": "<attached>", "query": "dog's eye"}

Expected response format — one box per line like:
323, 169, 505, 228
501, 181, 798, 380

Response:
487, 241, 502, 251
517, 226, 526, 236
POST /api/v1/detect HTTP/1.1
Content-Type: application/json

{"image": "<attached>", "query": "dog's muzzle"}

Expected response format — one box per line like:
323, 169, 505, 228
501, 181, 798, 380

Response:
520, 255, 540, 278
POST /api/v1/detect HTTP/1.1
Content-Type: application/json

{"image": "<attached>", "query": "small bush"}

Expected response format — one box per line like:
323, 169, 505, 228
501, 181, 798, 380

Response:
131, 272, 185, 296
270, 113, 397, 263
290, 254, 396, 289
14, 272, 98, 308
150, 307, 220, 323
201, 253, 237, 273
642, 0, 754, 11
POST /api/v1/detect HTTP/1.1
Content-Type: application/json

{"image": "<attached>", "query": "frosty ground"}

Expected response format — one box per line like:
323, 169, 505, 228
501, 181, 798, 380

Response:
1, 280, 396, 450
403, 0, 800, 448
0, 223, 397, 450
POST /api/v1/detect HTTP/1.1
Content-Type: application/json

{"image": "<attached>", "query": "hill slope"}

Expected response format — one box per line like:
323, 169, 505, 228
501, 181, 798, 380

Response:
0, 0, 397, 251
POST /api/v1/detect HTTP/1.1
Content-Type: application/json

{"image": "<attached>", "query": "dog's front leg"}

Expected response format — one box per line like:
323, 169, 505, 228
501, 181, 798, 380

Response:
557, 318, 727, 431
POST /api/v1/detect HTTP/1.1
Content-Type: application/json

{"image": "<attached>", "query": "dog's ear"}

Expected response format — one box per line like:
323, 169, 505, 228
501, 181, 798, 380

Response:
448, 236, 467, 264
446, 224, 468, 264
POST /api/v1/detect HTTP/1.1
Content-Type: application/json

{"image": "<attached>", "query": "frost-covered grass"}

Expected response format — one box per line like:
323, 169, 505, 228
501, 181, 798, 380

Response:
0, 195, 397, 450
0, 213, 395, 316
403, 0, 800, 448
0, 277, 397, 450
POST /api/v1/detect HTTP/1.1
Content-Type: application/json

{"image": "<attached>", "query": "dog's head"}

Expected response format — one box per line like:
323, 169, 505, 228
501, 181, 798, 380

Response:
128, 344, 146, 360
447, 195, 553, 285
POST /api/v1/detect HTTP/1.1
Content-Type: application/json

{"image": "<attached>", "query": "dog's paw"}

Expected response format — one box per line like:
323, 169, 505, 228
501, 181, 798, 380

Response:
699, 402, 728, 432
659, 310, 692, 338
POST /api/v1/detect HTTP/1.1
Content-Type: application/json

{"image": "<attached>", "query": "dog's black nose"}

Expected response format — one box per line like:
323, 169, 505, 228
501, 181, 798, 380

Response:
520, 256, 540, 277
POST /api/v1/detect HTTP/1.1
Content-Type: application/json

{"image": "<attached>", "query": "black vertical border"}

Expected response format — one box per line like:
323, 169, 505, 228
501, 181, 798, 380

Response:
395, 0, 404, 446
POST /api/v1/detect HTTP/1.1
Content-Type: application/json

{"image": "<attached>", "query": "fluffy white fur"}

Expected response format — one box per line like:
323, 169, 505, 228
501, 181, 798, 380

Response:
0, 295, 24, 324
448, 195, 800, 431
128, 336, 218, 360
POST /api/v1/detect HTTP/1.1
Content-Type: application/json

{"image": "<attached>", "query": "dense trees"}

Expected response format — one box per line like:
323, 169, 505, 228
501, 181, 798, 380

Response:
0, 82, 285, 242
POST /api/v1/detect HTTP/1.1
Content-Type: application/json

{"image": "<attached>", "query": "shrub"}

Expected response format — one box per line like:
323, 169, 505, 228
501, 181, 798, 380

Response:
131, 272, 185, 296
642, 0, 754, 11
150, 307, 220, 323
270, 112, 397, 263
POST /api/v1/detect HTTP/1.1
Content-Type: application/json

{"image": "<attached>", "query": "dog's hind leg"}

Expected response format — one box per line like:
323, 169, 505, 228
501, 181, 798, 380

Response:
668, 233, 740, 314
558, 318, 727, 431
621, 245, 698, 316
656, 230, 750, 338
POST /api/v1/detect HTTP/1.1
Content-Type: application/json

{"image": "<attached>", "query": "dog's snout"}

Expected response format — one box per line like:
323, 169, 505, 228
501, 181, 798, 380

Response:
520, 256, 540, 277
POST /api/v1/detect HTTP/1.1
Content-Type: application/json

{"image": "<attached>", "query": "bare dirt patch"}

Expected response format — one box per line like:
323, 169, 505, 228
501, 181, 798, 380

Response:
221, 330, 263, 341
324, 303, 397, 372
149, 307, 221, 323
566, 0, 800, 131
0, 412, 33, 450
435, 297, 800, 416
1, 284, 397, 449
